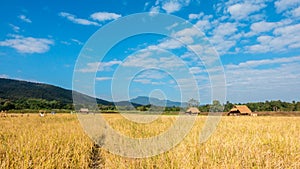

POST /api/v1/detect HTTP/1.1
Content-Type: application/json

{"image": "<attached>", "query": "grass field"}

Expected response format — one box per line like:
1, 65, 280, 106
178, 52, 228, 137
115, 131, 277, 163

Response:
0, 114, 299, 168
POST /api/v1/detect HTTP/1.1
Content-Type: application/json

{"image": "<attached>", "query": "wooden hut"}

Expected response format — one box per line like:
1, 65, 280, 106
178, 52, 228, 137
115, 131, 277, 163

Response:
186, 107, 200, 115
228, 105, 252, 116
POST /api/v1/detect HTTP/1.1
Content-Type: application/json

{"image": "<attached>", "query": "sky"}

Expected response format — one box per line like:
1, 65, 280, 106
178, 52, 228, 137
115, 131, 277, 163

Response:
1, 0, 300, 104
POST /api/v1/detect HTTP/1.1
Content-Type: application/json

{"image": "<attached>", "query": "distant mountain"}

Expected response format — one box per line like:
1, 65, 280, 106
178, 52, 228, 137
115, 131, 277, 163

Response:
0, 78, 111, 105
130, 96, 186, 107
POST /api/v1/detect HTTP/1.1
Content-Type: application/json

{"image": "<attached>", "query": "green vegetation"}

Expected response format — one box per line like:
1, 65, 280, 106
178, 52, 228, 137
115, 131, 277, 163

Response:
1, 78, 300, 113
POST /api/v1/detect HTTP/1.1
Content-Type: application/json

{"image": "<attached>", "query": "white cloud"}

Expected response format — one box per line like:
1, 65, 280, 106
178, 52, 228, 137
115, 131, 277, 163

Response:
61, 41, 71, 45
90, 12, 121, 22
245, 44, 269, 53
173, 27, 203, 38
132, 70, 167, 85
133, 78, 152, 84
122, 51, 184, 69
71, 38, 83, 45
250, 21, 277, 33
274, 0, 300, 13
0, 35, 54, 54
225, 56, 300, 102
95, 77, 112, 81
148, 0, 191, 15
59, 12, 100, 26
227, 3, 266, 20
189, 13, 204, 20
210, 22, 238, 54
245, 19, 292, 37
291, 6, 300, 17
158, 39, 183, 49
9, 24, 20, 33
189, 67, 204, 74
246, 23, 300, 53
213, 22, 238, 38
0, 74, 9, 78
149, 6, 160, 16
135, 70, 166, 80
78, 60, 122, 73
19, 15, 32, 23
195, 20, 212, 31
162, 1, 181, 13
274, 23, 300, 35
226, 56, 300, 69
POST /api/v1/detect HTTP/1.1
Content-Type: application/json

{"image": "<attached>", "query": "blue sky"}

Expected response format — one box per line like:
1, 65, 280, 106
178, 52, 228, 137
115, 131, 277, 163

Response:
1, 0, 300, 104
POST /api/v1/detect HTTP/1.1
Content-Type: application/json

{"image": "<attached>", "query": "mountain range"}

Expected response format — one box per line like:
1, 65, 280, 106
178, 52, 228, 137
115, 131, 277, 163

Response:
0, 78, 184, 107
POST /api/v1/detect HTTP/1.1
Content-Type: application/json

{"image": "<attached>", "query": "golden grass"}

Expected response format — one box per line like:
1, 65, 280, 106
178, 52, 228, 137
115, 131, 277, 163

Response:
0, 114, 93, 169
0, 114, 300, 168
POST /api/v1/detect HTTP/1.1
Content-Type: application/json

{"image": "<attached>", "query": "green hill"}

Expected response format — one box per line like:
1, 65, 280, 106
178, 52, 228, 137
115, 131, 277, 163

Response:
0, 78, 112, 109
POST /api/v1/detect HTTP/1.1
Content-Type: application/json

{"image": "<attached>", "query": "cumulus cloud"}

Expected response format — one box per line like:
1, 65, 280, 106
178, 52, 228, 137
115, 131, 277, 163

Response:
291, 6, 300, 17
90, 12, 121, 22
227, 3, 266, 20
250, 21, 277, 33
162, 1, 181, 13
189, 13, 204, 20
274, 0, 300, 13
209, 22, 238, 54
246, 23, 300, 53
146, 0, 191, 15
19, 15, 32, 23
0, 35, 54, 54
245, 19, 292, 37
149, 6, 160, 16
59, 12, 100, 26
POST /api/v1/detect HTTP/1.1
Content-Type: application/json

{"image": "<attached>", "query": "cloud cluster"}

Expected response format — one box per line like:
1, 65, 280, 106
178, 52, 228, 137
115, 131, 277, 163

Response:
184, 0, 300, 55
78, 60, 122, 73
147, 0, 192, 14
0, 35, 54, 54
274, 0, 300, 13
91, 12, 121, 22
225, 56, 300, 102
59, 11, 122, 26
227, 2, 266, 20
59, 12, 99, 26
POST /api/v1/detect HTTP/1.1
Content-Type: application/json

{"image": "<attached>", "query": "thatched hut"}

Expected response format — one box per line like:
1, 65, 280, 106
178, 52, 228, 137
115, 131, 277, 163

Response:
228, 105, 252, 116
186, 107, 200, 115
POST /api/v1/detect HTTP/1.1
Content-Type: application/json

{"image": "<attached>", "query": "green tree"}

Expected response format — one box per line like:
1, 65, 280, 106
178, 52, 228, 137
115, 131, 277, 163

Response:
210, 100, 223, 112
224, 101, 234, 112
3, 101, 15, 110
188, 98, 199, 107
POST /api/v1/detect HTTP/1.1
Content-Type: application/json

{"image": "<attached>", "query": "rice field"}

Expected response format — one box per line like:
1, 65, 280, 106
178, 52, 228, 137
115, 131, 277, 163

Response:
0, 114, 299, 168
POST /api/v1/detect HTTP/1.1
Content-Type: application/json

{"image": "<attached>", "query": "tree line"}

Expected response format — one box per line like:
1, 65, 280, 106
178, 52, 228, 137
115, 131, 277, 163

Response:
1, 98, 300, 112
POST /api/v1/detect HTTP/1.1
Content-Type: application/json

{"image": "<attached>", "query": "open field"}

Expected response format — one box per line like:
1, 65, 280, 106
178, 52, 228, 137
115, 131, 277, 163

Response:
0, 114, 300, 168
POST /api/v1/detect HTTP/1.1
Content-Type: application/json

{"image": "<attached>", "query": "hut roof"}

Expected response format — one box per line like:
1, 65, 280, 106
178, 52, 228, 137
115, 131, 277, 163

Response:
186, 107, 200, 114
230, 105, 252, 114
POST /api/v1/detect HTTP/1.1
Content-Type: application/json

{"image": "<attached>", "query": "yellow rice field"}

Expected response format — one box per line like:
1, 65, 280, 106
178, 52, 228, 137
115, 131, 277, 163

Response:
0, 114, 299, 168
